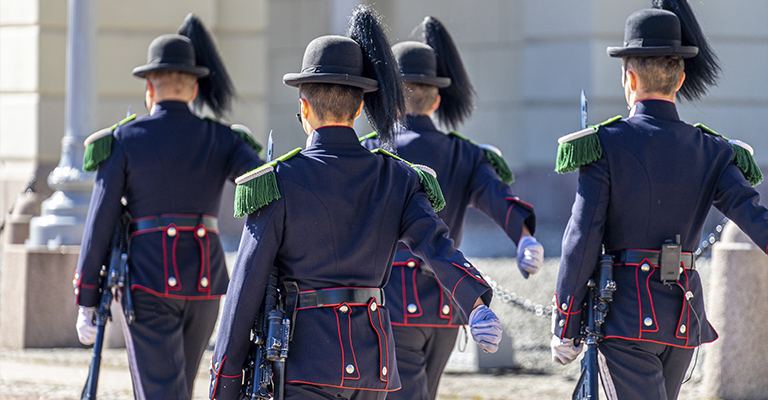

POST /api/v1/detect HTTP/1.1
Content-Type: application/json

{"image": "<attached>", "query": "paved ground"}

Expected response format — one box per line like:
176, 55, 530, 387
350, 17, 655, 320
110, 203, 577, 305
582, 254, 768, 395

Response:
0, 257, 710, 399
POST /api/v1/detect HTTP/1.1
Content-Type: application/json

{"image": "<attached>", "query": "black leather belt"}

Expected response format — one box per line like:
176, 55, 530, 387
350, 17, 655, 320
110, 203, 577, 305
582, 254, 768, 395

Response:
130, 215, 218, 234
612, 250, 695, 269
298, 288, 384, 308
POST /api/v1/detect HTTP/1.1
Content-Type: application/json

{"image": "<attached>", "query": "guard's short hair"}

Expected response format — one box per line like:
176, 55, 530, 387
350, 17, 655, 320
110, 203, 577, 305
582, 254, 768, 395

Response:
299, 83, 364, 123
403, 82, 439, 116
146, 71, 197, 96
626, 56, 684, 96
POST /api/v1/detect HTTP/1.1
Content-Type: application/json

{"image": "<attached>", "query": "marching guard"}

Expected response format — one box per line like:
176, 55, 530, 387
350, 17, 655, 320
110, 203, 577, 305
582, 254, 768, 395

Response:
74, 15, 263, 399
551, 1, 768, 399
209, 6, 503, 400
360, 16, 543, 400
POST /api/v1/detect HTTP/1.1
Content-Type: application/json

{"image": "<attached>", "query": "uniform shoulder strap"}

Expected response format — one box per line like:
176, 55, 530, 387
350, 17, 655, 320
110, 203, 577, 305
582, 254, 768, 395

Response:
233, 147, 302, 217
371, 148, 445, 212
695, 123, 763, 186
359, 131, 378, 142
555, 115, 621, 174
230, 124, 263, 155
448, 131, 514, 184
82, 114, 137, 172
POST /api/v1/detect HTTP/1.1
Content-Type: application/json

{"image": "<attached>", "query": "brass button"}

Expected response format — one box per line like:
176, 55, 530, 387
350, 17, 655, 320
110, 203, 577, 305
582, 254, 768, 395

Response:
339, 305, 349, 314
407, 261, 417, 268
197, 227, 206, 237
74, 288, 79, 295
561, 303, 568, 311
685, 291, 694, 300
200, 277, 209, 288
464, 262, 471, 268
679, 325, 687, 334
370, 302, 377, 312
382, 366, 388, 376
407, 304, 418, 314
442, 305, 450, 315
72, 279, 77, 288
346, 364, 355, 374
74, 273, 80, 280
168, 277, 178, 287
641, 263, 651, 272
679, 267, 684, 275
644, 317, 653, 327
558, 319, 565, 327
167, 227, 177, 237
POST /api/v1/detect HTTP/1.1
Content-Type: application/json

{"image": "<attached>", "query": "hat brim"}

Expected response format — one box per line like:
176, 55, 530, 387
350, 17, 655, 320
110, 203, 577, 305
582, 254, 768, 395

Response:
607, 45, 699, 59
283, 73, 379, 93
401, 74, 451, 89
132, 63, 210, 78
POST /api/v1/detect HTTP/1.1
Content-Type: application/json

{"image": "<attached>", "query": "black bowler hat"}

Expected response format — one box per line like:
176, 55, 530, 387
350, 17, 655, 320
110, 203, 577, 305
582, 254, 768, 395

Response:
132, 34, 209, 78
393, 41, 451, 88
608, 9, 698, 59
283, 35, 379, 92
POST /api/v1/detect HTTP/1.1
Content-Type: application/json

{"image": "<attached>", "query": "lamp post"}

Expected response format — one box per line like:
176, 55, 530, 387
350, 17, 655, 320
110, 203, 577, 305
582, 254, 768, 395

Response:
27, 0, 96, 248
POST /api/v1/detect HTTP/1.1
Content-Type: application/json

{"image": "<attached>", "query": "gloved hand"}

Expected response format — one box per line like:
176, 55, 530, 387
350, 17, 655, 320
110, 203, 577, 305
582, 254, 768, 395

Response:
76, 306, 97, 345
516, 235, 544, 279
550, 335, 583, 365
468, 304, 503, 353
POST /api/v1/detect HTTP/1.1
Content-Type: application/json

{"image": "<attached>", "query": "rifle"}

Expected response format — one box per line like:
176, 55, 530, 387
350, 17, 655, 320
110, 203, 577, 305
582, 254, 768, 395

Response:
572, 254, 616, 400
241, 271, 291, 400
81, 211, 132, 399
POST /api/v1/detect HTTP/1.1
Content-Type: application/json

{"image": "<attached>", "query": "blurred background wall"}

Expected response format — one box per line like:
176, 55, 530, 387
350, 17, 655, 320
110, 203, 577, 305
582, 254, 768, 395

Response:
2, 0, 767, 256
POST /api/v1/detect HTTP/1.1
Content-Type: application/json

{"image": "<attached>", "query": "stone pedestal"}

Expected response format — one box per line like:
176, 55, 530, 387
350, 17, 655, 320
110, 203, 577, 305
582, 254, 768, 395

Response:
0, 245, 82, 348
702, 221, 768, 399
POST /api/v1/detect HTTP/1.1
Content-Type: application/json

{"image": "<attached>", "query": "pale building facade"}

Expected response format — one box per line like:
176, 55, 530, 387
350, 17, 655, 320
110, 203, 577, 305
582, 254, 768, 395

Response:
2, 0, 767, 253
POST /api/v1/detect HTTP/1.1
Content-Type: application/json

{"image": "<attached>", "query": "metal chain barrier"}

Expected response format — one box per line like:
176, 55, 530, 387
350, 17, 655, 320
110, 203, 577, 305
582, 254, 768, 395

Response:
478, 217, 730, 319
480, 272, 553, 319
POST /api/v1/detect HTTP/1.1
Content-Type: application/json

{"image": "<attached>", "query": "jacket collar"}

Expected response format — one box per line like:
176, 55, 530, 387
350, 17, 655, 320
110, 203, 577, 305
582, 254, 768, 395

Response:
151, 100, 193, 115
405, 114, 439, 133
306, 126, 360, 149
629, 99, 680, 121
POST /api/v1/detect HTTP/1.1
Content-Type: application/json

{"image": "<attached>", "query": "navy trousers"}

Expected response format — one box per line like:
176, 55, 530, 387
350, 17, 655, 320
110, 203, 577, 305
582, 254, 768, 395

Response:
285, 383, 388, 400
387, 325, 459, 400
598, 338, 695, 400
124, 290, 220, 400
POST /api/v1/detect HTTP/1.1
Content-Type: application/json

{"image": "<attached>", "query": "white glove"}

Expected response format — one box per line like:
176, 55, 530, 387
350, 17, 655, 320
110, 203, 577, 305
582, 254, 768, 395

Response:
468, 305, 503, 353
516, 235, 544, 279
76, 306, 97, 345
550, 335, 583, 365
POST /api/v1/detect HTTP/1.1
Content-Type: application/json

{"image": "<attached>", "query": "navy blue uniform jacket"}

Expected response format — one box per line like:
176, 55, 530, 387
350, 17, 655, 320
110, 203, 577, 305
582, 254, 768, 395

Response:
554, 100, 768, 348
210, 126, 492, 398
361, 115, 534, 326
75, 101, 262, 306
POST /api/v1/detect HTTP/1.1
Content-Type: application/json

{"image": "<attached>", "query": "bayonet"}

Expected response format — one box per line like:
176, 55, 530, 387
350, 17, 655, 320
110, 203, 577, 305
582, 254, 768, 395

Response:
580, 89, 588, 130
267, 130, 274, 163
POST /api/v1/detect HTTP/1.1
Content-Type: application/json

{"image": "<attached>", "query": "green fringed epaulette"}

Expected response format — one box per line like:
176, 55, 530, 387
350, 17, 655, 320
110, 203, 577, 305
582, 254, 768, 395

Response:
82, 114, 136, 172
359, 132, 378, 142
233, 147, 302, 218
447, 131, 515, 184
555, 115, 621, 174
371, 148, 446, 212
230, 124, 263, 155
695, 123, 763, 186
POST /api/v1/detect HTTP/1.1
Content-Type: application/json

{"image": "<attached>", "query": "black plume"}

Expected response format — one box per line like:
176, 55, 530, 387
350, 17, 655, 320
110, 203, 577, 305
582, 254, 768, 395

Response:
421, 16, 475, 130
346, 5, 404, 148
178, 13, 236, 118
653, 0, 720, 101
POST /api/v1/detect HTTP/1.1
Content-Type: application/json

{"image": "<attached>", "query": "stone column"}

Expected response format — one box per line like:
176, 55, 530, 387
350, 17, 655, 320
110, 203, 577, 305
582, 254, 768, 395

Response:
27, 0, 96, 248
702, 221, 768, 399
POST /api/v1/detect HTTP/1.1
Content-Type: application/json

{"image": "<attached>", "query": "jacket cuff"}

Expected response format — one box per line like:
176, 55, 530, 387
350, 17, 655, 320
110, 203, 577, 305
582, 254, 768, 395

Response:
209, 357, 242, 400
552, 294, 582, 339
505, 197, 536, 242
